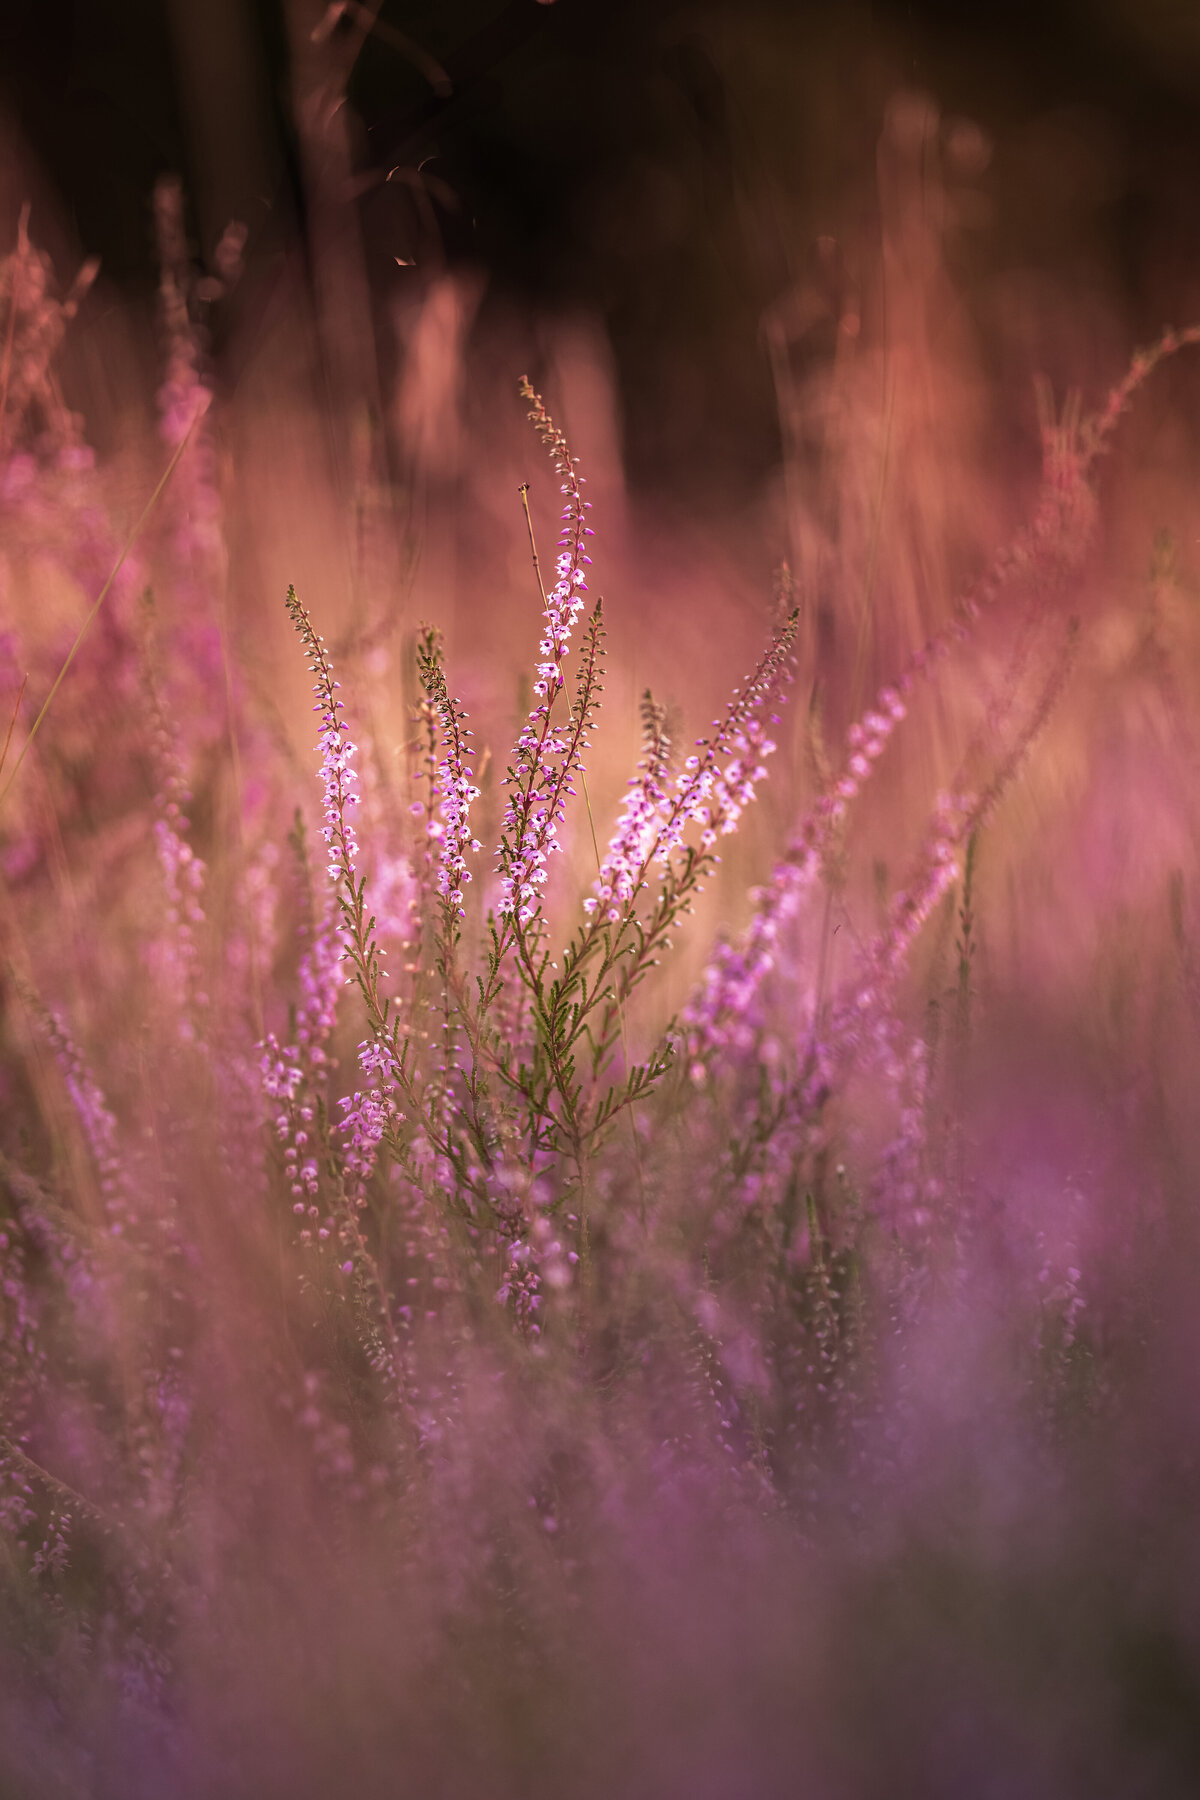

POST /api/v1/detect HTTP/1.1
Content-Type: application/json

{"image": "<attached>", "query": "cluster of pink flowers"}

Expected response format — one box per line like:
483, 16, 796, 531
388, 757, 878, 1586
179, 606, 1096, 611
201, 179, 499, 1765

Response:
281, 589, 411, 1224
154, 177, 209, 455
494, 1234, 543, 1336
500, 713, 589, 929
681, 784, 976, 1243
0, 218, 146, 833
260, 898, 342, 1202
519, 379, 593, 696
670, 713, 779, 857
284, 589, 362, 894
684, 680, 908, 1067
260, 1041, 318, 1199
667, 620, 798, 859
153, 177, 242, 568
421, 659, 481, 920
584, 694, 673, 922
318, 698, 360, 884
496, 381, 597, 929
584, 617, 795, 942
682, 847, 820, 1069
150, 178, 234, 724
338, 1035, 404, 1203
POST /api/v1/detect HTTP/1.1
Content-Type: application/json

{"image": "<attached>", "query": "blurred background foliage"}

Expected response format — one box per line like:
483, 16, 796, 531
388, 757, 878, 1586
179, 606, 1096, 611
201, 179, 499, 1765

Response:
2, 0, 1200, 504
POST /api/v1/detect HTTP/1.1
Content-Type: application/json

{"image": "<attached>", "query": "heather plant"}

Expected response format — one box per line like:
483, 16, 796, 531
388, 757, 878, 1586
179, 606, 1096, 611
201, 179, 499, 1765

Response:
4, 184, 1200, 1800
273, 379, 799, 1354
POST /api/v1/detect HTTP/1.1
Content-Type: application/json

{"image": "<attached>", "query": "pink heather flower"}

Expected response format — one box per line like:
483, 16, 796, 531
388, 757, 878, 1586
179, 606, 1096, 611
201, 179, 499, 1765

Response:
684, 650, 923, 1068
283, 592, 418, 1217
736, 619, 1075, 1127
872, 793, 972, 979
318, 705, 360, 886
284, 588, 361, 900
338, 1035, 404, 1200
646, 618, 795, 877
279, 588, 410, 1214
587, 692, 673, 921
496, 622, 603, 932
518, 379, 592, 690
494, 1233, 543, 1338
260, 877, 344, 1201
495, 383, 602, 932
418, 652, 481, 922
872, 1029, 939, 1237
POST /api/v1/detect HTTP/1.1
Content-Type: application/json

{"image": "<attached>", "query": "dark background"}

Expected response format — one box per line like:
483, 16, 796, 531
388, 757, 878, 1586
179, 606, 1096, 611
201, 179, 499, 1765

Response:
5, 0, 1200, 284
3, 0, 1199, 496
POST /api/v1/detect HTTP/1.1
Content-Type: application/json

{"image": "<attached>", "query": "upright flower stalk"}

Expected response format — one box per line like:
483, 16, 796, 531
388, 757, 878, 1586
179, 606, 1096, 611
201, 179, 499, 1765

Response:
495, 378, 597, 935
586, 691, 674, 923
416, 638, 481, 926
283, 587, 402, 1184
260, 816, 341, 1209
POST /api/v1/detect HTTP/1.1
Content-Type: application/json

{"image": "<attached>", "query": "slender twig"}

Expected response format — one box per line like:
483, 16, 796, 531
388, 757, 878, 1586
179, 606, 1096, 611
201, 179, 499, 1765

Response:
0, 673, 27, 782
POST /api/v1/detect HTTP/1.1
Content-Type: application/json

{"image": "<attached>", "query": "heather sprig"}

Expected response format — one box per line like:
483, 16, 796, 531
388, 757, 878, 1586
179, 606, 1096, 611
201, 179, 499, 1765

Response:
681, 329, 1162, 1073
260, 813, 340, 1207
494, 600, 606, 936
562, 606, 800, 1022
853, 619, 1075, 1025
284, 587, 376, 991
496, 604, 800, 1173
284, 590, 492, 1231
415, 633, 481, 926
282, 587, 407, 1193
277, 393, 801, 1201
282, 349, 1092, 1263
494, 379, 597, 933
440, 589, 610, 1192
516, 375, 594, 693
585, 690, 676, 923
660, 621, 795, 858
